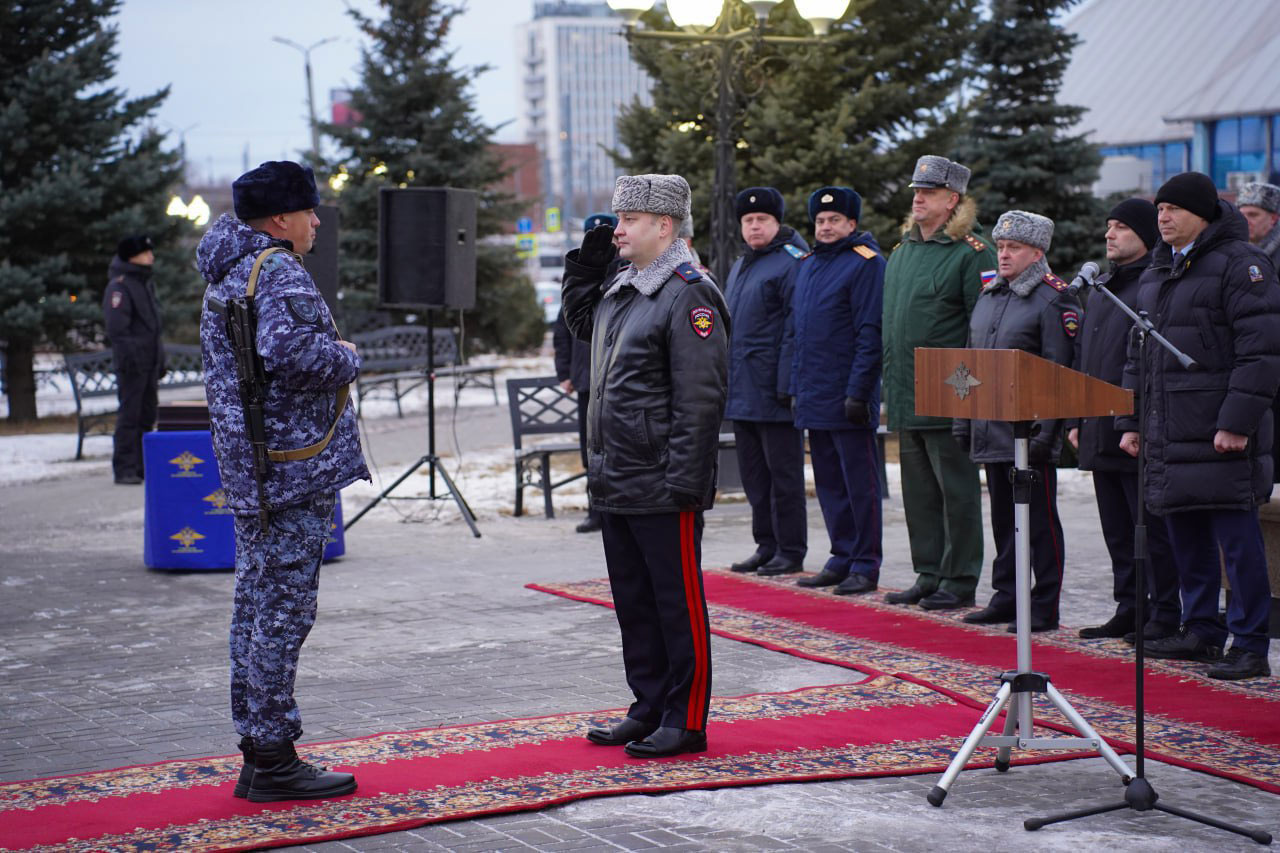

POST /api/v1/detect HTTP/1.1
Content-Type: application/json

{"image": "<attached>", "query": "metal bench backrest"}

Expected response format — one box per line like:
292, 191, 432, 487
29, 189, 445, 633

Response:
64, 344, 205, 404
506, 377, 579, 451
350, 325, 461, 372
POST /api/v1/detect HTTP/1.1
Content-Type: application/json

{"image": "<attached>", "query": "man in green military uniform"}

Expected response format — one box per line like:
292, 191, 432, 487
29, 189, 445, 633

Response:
881, 155, 995, 610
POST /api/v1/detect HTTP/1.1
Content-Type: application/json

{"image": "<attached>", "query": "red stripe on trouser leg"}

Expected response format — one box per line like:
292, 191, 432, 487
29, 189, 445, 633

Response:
680, 510, 710, 731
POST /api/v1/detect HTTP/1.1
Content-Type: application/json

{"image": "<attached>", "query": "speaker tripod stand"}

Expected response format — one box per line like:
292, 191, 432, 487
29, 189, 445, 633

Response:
1021, 283, 1271, 844
346, 314, 480, 538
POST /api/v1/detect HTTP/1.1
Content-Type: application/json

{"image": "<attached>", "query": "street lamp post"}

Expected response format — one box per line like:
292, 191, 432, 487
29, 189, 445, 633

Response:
607, 0, 849, 285
272, 36, 339, 165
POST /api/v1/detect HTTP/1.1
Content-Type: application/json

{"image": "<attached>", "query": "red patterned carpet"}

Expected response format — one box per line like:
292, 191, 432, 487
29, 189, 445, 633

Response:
0, 678, 1087, 852
529, 570, 1280, 794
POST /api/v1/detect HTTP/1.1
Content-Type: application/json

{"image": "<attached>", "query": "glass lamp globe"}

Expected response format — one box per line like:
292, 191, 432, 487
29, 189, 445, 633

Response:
606, 0, 657, 24
667, 0, 723, 30
794, 0, 850, 35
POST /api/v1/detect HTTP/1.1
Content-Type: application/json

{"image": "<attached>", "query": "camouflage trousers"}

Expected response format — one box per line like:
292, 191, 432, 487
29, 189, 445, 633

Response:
230, 492, 335, 745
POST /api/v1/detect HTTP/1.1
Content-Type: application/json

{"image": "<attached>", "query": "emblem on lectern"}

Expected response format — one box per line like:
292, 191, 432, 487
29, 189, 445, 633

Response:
945, 363, 981, 399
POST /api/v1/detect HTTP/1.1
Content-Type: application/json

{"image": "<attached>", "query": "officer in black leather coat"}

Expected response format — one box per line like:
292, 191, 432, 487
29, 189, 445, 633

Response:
103, 235, 163, 484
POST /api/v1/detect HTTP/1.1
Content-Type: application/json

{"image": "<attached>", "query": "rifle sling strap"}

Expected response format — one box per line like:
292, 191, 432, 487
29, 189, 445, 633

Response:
244, 247, 352, 463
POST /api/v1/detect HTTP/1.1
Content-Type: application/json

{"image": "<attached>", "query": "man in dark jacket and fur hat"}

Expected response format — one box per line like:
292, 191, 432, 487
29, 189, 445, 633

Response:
880, 156, 994, 610
562, 173, 729, 757
1118, 171, 1280, 680
1069, 199, 1180, 644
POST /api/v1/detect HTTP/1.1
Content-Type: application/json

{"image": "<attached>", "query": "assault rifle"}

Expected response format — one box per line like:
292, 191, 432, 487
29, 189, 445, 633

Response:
208, 294, 272, 528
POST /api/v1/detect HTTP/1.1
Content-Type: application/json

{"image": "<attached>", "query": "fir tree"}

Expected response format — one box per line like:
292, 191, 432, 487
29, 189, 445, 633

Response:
956, 0, 1103, 274
614, 0, 981, 257
322, 0, 543, 353
0, 0, 187, 422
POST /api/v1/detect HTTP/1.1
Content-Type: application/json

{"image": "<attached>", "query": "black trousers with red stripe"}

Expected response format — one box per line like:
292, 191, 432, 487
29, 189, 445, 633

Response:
599, 510, 712, 732
983, 461, 1065, 623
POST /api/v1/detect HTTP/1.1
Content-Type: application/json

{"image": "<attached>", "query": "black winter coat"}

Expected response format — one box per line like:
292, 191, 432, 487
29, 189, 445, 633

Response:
552, 310, 590, 392
103, 256, 163, 374
1117, 201, 1280, 513
1070, 253, 1151, 472
724, 226, 808, 422
561, 247, 730, 514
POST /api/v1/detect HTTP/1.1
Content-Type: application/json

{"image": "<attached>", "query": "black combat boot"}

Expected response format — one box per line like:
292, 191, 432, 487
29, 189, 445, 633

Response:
233, 736, 255, 798
247, 740, 357, 803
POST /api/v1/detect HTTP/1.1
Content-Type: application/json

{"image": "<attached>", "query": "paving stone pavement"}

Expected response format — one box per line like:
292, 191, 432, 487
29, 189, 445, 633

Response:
1, 390, 1277, 852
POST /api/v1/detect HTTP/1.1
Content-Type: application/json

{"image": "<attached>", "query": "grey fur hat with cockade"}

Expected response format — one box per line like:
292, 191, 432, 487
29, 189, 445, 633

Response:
1238, 181, 1280, 214
612, 174, 690, 220
992, 210, 1054, 251
908, 155, 971, 195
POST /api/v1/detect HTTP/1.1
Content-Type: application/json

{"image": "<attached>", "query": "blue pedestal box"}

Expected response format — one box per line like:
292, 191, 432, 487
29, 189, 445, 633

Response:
142, 430, 345, 570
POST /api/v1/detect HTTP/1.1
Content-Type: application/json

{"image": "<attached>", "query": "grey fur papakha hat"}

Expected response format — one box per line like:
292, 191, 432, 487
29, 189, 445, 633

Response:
992, 210, 1054, 251
908, 155, 971, 194
612, 174, 691, 219
1238, 181, 1280, 214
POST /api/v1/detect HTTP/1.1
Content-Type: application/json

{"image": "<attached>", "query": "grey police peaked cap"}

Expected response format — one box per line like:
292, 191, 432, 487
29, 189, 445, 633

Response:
908, 155, 971, 194
1238, 181, 1280, 214
612, 174, 691, 219
992, 210, 1054, 251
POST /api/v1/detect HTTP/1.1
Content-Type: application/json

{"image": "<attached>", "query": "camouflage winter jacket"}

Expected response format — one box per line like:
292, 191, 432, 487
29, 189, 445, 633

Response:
197, 214, 368, 514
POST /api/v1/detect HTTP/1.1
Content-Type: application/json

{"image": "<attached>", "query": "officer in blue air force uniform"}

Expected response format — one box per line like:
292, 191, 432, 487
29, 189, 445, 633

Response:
562, 173, 729, 759
197, 161, 369, 803
954, 210, 1081, 634
723, 187, 810, 577
788, 186, 886, 596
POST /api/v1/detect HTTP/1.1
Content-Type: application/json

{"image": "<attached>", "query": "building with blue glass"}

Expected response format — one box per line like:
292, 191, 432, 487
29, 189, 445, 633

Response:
1061, 0, 1280, 195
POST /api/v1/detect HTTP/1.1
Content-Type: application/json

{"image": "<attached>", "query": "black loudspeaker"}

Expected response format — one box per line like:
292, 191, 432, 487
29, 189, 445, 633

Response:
378, 187, 477, 310
303, 204, 340, 315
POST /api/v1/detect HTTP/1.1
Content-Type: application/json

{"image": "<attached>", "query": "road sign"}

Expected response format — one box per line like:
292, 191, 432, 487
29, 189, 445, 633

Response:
516, 216, 533, 234
516, 235, 537, 258
545, 207, 561, 233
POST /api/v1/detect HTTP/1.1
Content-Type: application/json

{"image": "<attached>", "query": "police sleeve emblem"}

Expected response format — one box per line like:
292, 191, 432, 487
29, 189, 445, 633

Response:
689, 306, 715, 339
110, 290, 123, 309
287, 295, 320, 324
1061, 310, 1080, 337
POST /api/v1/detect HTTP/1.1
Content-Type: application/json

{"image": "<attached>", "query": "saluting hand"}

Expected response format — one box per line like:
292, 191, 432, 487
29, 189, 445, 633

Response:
579, 224, 618, 269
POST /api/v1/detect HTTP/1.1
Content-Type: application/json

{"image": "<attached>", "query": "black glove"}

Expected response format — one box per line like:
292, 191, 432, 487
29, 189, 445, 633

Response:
579, 224, 617, 269
670, 487, 701, 510
844, 397, 871, 427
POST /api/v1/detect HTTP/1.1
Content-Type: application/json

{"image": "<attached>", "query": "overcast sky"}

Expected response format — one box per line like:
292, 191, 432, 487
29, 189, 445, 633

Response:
111, 0, 538, 184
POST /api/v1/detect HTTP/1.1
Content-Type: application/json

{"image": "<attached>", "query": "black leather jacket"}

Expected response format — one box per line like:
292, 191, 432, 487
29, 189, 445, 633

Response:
562, 247, 729, 514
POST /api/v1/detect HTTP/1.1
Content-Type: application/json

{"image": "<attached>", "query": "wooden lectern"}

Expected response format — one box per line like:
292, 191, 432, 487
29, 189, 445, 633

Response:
914, 348, 1135, 806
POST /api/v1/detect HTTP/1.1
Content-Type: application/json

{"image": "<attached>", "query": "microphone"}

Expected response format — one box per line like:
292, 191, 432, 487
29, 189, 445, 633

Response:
1066, 261, 1100, 296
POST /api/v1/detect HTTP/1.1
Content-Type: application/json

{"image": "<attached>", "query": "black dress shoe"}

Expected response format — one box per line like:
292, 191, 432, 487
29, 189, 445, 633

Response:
757, 556, 803, 576
1078, 612, 1135, 639
575, 513, 603, 533
1145, 628, 1223, 662
962, 605, 1014, 625
1006, 616, 1059, 633
624, 726, 707, 758
730, 552, 771, 573
1122, 622, 1177, 645
586, 717, 658, 746
1207, 647, 1271, 680
833, 574, 877, 595
884, 582, 931, 605
919, 589, 975, 611
797, 569, 846, 588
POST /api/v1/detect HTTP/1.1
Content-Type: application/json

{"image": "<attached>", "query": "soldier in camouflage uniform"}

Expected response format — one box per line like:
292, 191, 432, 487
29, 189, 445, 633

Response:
197, 161, 368, 803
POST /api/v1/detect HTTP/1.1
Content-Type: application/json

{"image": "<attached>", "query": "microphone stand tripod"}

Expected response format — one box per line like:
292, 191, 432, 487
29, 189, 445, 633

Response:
345, 310, 481, 538
1024, 276, 1271, 844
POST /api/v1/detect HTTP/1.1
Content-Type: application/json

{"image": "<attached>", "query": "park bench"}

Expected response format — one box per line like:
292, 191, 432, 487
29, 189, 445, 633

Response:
507, 376, 586, 518
63, 344, 205, 460
351, 325, 498, 417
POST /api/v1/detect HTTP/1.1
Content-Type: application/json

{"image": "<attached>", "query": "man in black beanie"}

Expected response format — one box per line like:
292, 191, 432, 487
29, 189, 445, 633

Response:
1116, 172, 1280, 679
1069, 199, 1180, 643
103, 234, 162, 484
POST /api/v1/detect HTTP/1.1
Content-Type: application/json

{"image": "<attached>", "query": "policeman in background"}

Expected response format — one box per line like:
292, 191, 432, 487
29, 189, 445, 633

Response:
956, 211, 1079, 633
1118, 172, 1280, 680
1069, 199, 1180, 643
553, 212, 619, 534
723, 187, 809, 578
881, 156, 993, 609
562, 174, 729, 757
789, 186, 885, 595
197, 161, 369, 801
1237, 181, 1280, 269
103, 235, 162, 485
